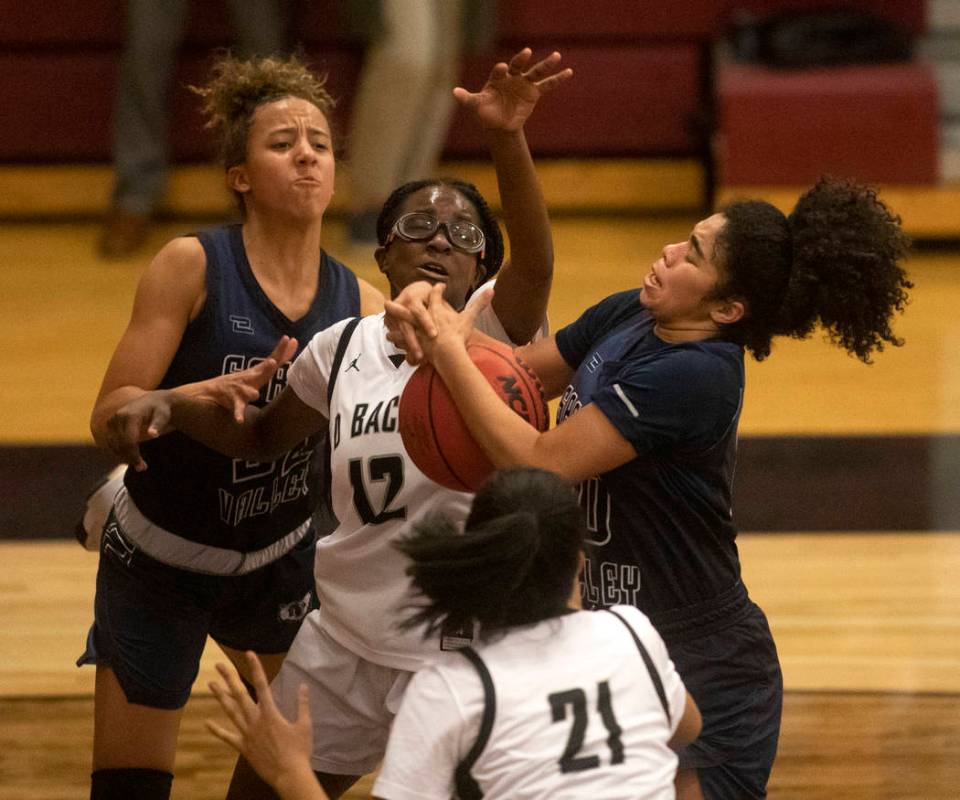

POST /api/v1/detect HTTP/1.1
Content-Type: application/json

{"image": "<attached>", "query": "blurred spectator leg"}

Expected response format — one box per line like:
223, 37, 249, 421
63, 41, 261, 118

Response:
346, 0, 464, 244
226, 0, 292, 58
100, 0, 188, 259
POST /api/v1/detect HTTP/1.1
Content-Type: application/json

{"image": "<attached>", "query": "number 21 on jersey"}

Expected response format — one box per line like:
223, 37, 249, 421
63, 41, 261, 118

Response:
549, 680, 624, 773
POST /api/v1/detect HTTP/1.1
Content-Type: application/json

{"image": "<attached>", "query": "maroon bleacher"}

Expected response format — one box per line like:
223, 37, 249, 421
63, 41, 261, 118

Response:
0, 0, 937, 189
717, 61, 940, 185
715, 0, 936, 186
0, 0, 719, 162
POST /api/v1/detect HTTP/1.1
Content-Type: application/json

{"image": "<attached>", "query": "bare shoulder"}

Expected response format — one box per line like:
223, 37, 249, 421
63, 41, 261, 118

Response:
359, 277, 386, 315
146, 235, 206, 281
132, 235, 208, 322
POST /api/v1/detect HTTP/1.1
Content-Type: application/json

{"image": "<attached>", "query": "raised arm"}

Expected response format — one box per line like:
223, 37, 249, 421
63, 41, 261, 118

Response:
457, 48, 572, 344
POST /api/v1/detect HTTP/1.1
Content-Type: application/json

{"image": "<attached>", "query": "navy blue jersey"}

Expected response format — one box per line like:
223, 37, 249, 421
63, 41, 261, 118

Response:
125, 224, 361, 550
555, 290, 745, 618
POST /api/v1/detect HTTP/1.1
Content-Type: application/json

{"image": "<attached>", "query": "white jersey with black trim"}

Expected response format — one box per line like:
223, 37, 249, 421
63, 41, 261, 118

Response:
286, 297, 534, 671
374, 605, 687, 800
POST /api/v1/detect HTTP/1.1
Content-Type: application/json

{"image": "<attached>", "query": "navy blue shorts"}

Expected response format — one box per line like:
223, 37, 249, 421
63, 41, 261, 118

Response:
77, 514, 318, 710
671, 603, 783, 800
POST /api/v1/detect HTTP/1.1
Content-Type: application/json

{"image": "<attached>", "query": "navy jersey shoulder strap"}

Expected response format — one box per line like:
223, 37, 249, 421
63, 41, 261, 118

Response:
606, 609, 671, 725
327, 317, 362, 406
454, 647, 496, 800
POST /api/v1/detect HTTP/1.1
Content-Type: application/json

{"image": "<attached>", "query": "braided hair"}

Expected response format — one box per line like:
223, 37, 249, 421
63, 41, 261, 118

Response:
377, 178, 505, 284
395, 468, 584, 640
713, 176, 912, 362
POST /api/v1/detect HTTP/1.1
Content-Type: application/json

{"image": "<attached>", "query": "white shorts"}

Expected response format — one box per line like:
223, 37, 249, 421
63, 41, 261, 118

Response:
270, 609, 414, 776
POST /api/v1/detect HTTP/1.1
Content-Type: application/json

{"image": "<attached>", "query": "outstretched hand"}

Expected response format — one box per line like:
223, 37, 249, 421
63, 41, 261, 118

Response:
104, 391, 175, 471
102, 336, 297, 471
198, 335, 298, 422
454, 48, 573, 133
206, 652, 322, 799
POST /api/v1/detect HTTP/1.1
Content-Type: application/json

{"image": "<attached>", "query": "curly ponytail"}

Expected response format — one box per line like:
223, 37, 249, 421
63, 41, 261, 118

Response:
716, 177, 911, 362
395, 468, 585, 639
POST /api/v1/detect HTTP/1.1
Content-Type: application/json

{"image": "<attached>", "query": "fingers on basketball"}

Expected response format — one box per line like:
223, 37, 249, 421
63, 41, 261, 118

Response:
399, 340, 548, 491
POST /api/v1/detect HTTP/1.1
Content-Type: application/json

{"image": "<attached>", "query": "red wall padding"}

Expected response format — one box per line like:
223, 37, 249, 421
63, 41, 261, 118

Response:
0, 0, 922, 46
0, 50, 704, 161
0, 0, 726, 46
0, 0, 931, 163
0, 50, 362, 161
446, 44, 703, 157
0, 45, 703, 161
0, 0, 350, 46
717, 62, 939, 185
497, 1, 722, 40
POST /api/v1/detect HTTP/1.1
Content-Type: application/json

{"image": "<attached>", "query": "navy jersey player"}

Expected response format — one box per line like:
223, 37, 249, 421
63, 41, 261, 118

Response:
205, 468, 702, 800
79, 55, 383, 800
100, 49, 572, 800
387, 179, 911, 799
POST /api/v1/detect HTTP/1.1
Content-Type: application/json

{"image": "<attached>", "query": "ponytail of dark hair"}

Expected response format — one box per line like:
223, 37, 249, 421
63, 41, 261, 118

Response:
716, 176, 911, 362
395, 468, 585, 639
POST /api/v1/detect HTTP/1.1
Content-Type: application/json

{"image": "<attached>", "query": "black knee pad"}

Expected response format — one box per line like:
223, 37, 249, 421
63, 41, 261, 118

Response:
91, 768, 173, 800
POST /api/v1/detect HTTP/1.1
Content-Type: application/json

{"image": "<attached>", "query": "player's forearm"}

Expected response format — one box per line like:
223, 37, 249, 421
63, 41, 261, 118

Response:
486, 128, 553, 343
488, 129, 553, 279
91, 386, 150, 448
91, 379, 233, 447
166, 393, 285, 462
431, 341, 546, 470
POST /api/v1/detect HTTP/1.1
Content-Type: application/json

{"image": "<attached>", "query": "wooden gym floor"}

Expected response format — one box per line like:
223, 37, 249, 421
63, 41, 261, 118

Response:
1, 201, 959, 797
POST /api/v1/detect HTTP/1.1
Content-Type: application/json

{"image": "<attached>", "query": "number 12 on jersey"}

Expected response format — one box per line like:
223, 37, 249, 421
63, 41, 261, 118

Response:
349, 455, 407, 524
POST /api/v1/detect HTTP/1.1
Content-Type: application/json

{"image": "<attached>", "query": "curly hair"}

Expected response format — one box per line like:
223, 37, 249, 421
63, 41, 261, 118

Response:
376, 178, 505, 284
395, 468, 584, 640
190, 53, 336, 209
715, 177, 912, 362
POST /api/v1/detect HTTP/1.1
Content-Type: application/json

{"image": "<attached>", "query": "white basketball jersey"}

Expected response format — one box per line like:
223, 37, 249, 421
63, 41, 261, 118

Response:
375, 606, 687, 800
287, 303, 527, 671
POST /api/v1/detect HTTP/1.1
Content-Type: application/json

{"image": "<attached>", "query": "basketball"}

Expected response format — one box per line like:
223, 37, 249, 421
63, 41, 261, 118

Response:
399, 341, 549, 491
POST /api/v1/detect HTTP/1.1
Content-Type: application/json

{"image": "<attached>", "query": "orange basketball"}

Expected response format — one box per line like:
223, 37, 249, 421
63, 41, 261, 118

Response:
399, 341, 549, 491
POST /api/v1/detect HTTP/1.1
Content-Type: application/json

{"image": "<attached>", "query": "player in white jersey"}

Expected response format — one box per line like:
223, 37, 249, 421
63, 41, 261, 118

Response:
281, 292, 528, 671
206, 468, 701, 800
103, 49, 572, 799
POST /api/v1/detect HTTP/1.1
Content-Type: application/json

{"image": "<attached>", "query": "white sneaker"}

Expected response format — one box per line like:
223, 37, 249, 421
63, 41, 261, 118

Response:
74, 464, 126, 551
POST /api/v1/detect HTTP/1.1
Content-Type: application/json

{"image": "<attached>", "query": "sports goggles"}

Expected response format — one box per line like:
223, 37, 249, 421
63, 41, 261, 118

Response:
388, 212, 485, 254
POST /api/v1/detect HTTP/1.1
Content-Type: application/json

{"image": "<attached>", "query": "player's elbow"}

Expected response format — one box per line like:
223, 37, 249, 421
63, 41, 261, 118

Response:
90, 405, 114, 452
669, 692, 702, 751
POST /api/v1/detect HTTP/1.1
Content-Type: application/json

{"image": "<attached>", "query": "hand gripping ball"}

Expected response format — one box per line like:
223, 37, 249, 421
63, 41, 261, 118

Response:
399, 341, 549, 491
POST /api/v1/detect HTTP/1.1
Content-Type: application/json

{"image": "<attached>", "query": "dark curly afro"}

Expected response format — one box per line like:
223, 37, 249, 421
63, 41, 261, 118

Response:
715, 177, 912, 362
